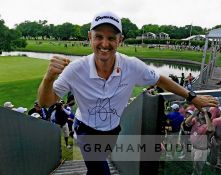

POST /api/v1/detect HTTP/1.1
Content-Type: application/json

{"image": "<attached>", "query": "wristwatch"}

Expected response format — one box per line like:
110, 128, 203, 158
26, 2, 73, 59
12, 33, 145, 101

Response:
186, 91, 197, 102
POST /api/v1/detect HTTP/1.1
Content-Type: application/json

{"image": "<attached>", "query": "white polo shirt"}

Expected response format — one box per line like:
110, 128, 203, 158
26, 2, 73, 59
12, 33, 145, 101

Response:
53, 52, 160, 131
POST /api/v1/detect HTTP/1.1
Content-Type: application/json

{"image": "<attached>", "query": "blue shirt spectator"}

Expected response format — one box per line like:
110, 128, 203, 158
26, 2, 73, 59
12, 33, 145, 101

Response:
166, 104, 184, 132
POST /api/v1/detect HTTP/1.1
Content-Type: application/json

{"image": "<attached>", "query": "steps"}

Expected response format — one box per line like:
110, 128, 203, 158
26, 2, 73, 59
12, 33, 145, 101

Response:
52, 160, 120, 175
194, 66, 221, 90
194, 79, 221, 90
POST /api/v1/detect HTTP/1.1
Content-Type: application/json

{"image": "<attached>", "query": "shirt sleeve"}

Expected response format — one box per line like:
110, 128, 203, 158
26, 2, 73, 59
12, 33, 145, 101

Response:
131, 58, 160, 86
53, 64, 73, 98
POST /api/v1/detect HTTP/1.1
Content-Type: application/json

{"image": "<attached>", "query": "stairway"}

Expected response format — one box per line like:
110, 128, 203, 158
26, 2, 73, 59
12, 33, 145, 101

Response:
52, 160, 120, 175
193, 67, 221, 90
198, 79, 221, 90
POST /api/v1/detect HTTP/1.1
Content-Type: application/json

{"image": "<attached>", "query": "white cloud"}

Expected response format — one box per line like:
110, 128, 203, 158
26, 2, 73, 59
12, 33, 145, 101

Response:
0, 0, 220, 28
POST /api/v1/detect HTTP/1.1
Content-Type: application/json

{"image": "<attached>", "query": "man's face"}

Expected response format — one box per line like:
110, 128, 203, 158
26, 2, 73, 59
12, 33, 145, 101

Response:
88, 24, 123, 62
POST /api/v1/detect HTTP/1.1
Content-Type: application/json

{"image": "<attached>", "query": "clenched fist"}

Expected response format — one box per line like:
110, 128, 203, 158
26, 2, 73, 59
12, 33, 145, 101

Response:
45, 56, 70, 81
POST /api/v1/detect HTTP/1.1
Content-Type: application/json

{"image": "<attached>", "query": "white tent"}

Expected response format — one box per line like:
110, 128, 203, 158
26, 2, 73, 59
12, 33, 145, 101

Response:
182, 35, 206, 41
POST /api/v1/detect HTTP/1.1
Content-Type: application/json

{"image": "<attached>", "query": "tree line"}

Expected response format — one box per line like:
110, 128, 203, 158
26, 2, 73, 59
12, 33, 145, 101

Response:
1, 16, 221, 51
13, 18, 221, 40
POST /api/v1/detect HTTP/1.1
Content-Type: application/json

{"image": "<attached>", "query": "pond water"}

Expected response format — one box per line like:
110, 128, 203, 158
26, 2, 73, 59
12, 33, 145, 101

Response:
1, 51, 80, 61
1, 51, 200, 78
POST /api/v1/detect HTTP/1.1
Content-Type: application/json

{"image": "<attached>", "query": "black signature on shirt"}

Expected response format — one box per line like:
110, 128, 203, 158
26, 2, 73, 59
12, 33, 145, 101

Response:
88, 98, 120, 128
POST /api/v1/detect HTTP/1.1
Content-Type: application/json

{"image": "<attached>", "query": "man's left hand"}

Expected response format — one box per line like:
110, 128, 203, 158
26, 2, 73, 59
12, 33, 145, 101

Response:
191, 95, 218, 111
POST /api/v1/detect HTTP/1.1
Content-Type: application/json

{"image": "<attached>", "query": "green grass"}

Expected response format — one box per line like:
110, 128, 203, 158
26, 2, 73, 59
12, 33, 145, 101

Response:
132, 86, 145, 97
60, 134, 83, 161
0, 56, 48, 83
118, 46, 205, 61
0, 56, 48, 108
17, 39, 218, 65
0, 78, 42, 109
18, 40, 92, 56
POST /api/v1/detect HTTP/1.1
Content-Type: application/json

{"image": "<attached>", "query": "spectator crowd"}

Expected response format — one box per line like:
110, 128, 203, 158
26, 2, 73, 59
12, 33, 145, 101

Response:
2, 92, 76, 149
160, 99, 221, 175
146, 72, 221, 174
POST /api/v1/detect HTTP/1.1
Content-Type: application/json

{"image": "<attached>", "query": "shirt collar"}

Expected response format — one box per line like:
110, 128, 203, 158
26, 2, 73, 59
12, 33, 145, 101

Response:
89, 52, 122, 79
89, 54, 99, 79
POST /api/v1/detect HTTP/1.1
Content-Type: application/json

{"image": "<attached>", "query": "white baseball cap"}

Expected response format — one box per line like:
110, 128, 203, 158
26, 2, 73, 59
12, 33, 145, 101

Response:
186, 110, 194, 115
90, 11, 122, 33
171, 104, 179, 110
31, 113, 41, 119
13, 107, 27, 113
4, 101, 14, 108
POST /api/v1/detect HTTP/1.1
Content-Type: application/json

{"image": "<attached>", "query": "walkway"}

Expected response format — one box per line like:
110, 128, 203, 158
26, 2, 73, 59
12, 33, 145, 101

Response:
52, 160, 120, 175
202, 67, 221, 90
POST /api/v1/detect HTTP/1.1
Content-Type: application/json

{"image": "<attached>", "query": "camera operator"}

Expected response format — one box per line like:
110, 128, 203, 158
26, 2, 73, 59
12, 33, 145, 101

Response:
169, 74, 179, 84
50, 101, 72, 149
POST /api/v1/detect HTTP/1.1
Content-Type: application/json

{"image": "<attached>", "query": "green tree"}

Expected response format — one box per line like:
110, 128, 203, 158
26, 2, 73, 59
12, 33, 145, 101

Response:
72, 25, 81, 40
16, 21, 42, 40
121, 18, 138, 39
15, 21, 30, 39
38, 20, 49, 40
80, 23, 90, 40
159, 25, 179, 38
55, 22, 74, 40
41, 24, 51, 39
191, 26, 205, 35
212, 25, 221, 30
142, 24, 160, 34
48, 24, 57, 39
0, 19, 26, 51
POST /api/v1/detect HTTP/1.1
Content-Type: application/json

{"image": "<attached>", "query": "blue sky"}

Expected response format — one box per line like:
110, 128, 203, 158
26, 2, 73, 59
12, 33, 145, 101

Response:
0, 0, 220, 29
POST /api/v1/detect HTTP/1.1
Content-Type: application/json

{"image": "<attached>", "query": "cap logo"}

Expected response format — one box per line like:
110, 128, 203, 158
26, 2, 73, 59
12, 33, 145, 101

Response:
95, 15, 119, 23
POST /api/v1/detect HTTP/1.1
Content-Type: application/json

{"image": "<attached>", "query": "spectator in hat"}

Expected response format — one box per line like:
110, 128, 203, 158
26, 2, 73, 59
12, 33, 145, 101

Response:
189, 109, 214, 175
186, 109, 194, 118
166, 104, 184, 133
59, 99, 75, 137
181, 109, 195, 135
31, 113, 41, 119
50, 101, 71, 149
3, 101, 14, 109
164, 104, 184, 159
28, 101, 49, 120
179, 109, 196, 159
38, 11, 218, 175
